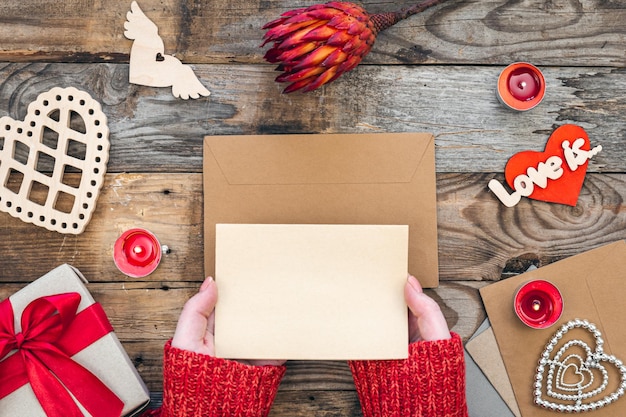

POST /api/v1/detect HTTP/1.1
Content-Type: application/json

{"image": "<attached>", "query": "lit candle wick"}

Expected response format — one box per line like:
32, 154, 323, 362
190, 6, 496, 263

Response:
532, 300, 541, 311
519, 81, 527, 89
133, 245, 144, 255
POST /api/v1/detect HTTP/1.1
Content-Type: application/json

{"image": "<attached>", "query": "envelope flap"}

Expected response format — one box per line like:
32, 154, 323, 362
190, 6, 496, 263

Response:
204, 133, 434, 185
583, 241, 626, 354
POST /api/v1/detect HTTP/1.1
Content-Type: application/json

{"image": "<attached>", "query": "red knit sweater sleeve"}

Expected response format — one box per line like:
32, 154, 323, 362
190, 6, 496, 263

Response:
348, 332, 468, 417
142, 340, 286, 417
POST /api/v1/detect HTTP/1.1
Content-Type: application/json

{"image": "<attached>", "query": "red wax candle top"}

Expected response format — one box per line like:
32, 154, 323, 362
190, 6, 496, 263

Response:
514, 279, 563, 329
123, 233, 157, 267
508, 67, 542, 101
113, 228, 162, 277
497, 62, 546, 111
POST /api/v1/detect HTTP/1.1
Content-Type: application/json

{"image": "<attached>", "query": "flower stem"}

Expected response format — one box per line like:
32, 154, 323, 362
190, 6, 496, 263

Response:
400, 0, 447, 20
370, 0, 447, 35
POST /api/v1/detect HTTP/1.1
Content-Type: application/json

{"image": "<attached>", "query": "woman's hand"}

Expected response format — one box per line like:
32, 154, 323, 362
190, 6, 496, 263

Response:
405, 275, 451, 343
171, 274, 448, 361
171, 277, 286, 367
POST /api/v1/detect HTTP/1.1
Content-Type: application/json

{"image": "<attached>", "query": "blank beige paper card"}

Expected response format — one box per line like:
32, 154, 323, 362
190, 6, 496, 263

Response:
214, 224, 409, 360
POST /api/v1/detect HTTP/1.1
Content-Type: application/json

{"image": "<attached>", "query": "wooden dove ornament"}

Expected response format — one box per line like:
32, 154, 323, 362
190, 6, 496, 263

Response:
124, 1, 210, 100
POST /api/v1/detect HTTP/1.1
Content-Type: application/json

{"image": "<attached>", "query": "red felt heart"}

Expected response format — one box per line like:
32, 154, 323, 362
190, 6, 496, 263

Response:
505, 124, 590, 206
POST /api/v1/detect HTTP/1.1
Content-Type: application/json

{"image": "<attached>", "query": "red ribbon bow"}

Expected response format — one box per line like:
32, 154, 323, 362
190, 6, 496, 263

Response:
0, 293, 124, 417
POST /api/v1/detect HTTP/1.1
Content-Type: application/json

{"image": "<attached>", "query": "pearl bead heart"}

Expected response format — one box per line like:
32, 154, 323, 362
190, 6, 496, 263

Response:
534, 319, 626, 413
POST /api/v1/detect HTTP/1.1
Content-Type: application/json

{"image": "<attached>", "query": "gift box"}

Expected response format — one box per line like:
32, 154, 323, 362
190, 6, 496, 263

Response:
0, 264, 150, 417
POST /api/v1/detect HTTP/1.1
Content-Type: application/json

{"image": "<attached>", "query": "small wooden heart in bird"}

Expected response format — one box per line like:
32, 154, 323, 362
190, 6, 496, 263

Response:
0, 87, 109, 234
488, 125, 602, 207
124, 1, 210, 100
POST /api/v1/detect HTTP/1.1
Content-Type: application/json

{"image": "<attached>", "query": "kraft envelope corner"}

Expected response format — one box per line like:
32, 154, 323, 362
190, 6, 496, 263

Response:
479, 240, 626, 417
214, 224, 409, 361
202, 132, 439, 288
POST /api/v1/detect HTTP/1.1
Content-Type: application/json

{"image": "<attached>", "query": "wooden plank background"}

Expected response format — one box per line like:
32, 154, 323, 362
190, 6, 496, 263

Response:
0, 0, 624, 415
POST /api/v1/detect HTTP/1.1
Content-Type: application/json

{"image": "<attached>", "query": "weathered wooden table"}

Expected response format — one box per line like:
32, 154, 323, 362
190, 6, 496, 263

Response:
0, 0, 624, 415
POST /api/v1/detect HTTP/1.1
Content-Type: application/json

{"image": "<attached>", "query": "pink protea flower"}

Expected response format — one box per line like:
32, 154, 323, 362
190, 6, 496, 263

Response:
262, 0, 445, 93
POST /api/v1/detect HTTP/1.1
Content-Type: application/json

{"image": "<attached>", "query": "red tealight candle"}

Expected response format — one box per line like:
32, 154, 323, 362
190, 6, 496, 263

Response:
497, 62, 546, 111
113, 228, 162, 277
514, 279, 563, 329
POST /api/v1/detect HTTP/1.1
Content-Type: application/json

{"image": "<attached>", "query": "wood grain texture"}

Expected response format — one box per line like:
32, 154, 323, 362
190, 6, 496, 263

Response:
0, 279, 486, 393
437, 173, 626, 280
1, 0, 624, 414
269, 391, 363, 417
148, 390, 365, 416
0, 173, 623, 284
0, 173, 203, 283
0, 1, 623, 66
0, 63, 623, 173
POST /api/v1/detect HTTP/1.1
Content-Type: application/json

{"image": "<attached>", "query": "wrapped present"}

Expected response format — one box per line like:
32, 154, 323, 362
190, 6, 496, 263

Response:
0, 264, 150, 417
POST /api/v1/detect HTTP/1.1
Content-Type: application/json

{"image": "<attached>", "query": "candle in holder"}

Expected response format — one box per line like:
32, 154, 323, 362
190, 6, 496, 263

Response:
113, 228, 163, 277
514, 279, 563, 329
497, 62, 546, 111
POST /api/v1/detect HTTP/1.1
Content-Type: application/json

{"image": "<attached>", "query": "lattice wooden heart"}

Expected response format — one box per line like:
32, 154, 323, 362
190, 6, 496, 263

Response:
534, 319, 626, 413
0, 87, 109, 234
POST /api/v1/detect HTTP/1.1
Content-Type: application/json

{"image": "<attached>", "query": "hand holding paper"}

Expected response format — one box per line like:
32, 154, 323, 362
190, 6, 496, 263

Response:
172, 277, 217, 357
172, 277, 286, 367
406, 275, 451, 343
172, 273, 452, 364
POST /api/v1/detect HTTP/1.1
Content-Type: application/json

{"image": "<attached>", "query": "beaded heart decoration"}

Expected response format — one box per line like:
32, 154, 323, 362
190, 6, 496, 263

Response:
534, 319, 626, 413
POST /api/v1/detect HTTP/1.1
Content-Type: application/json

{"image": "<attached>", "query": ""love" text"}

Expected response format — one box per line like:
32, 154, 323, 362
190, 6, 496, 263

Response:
488, 138, 602, 207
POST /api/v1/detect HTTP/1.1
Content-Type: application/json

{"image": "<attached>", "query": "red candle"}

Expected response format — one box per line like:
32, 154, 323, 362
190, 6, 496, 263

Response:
113, 228, 162, 277
497, 62, 546, 111
514, 279, 563, 329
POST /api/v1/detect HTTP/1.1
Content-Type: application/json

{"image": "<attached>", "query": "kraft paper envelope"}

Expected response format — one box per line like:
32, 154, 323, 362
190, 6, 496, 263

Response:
480, 240, 626, 417
203, 132, 439, 288
214, 224, 409, 360
465, 323, 520, 417
465, 319, 518, 417
466, 266, 538, 417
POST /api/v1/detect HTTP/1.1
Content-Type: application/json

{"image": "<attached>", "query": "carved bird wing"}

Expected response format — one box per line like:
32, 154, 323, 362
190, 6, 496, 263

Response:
124, 1, 210, 99
171, 64, 211, 99
124, 1, 164, 53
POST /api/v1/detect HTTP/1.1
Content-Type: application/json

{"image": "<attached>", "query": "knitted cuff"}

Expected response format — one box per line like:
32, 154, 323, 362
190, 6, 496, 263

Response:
349, 333, 468, 417
159, 340, 286, 417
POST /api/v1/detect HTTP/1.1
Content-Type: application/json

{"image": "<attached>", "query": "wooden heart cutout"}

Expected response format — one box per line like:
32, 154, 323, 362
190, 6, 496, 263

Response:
506, 125, 590, 206
0, 87, 109, 234
534, 319, 626, 413
488, 124, 602, 207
